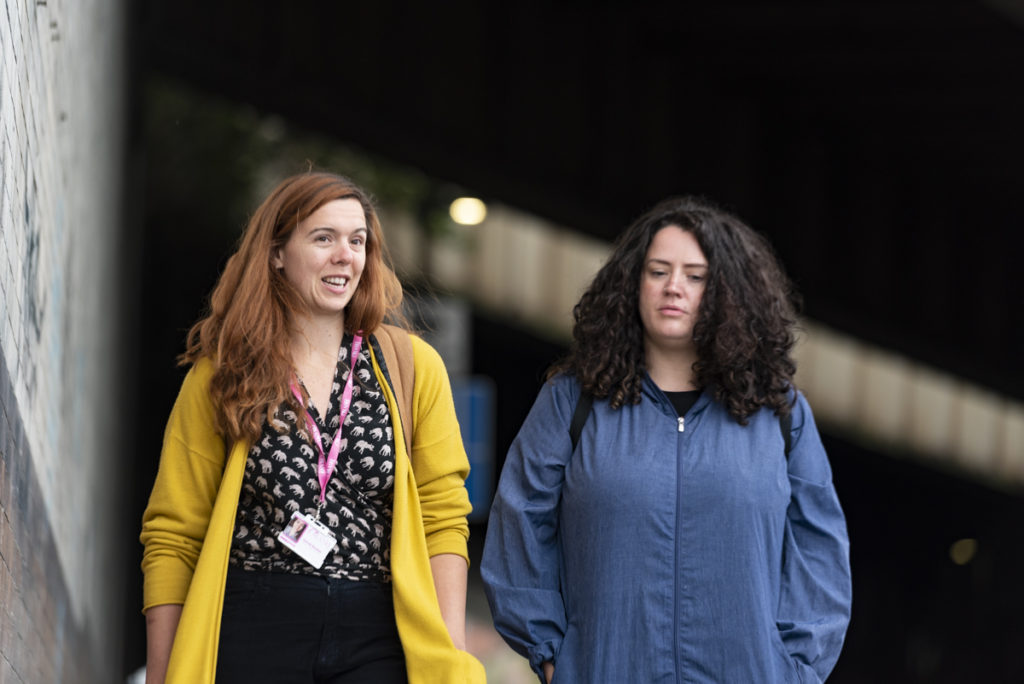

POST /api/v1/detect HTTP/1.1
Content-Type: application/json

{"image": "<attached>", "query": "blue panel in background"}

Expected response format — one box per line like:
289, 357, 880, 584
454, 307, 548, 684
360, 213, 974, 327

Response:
451, 376, 496, 522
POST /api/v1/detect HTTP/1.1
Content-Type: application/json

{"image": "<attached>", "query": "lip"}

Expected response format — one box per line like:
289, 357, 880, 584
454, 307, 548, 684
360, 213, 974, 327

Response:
658, 305, 687, 315
321, 275, 351, 293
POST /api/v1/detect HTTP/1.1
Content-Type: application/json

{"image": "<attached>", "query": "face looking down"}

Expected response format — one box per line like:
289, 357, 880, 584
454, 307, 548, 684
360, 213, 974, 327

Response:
639, 225, 708, 354
273, 198, 368, 321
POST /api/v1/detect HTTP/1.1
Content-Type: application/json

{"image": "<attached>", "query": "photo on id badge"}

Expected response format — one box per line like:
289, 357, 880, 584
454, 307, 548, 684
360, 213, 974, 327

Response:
282, 513, 308, 542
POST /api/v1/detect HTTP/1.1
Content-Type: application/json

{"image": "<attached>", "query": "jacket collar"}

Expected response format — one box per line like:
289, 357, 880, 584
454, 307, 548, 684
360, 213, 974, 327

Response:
641, 373, 714, 419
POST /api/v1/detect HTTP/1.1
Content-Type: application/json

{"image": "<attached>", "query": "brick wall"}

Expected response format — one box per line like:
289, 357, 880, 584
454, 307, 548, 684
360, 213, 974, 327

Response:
0, 1, 128, 681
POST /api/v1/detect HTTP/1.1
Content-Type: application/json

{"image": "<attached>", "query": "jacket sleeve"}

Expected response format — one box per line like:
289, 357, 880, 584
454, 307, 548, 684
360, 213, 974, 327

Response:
481, 377, 575, 679
408, 336, 472, 562
139, 359, 228, 612
777, 392, 853, 682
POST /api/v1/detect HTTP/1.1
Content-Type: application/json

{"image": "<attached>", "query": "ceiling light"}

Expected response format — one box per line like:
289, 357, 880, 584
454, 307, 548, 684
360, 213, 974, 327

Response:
949, 538, 978, 565
449, 197, 487, 225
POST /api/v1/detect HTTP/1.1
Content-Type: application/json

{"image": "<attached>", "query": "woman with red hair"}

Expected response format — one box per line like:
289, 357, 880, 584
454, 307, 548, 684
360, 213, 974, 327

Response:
141, 172, 484, 684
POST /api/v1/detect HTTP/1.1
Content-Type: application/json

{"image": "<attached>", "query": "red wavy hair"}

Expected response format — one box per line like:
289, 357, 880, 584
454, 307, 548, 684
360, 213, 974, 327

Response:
181, 172, 405, 442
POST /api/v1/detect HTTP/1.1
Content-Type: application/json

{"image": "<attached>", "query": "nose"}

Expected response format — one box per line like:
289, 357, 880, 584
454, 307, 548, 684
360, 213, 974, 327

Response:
664, 271, 683, 295
331, 241, 353, 264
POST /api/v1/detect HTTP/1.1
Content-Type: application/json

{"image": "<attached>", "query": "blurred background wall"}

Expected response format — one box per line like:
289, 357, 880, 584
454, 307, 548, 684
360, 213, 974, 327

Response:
3, 1, 1024, 682
0, 0, 131, 682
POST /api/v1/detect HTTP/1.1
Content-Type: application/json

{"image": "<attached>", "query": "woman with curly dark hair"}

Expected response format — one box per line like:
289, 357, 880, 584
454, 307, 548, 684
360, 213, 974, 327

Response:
482, 197, 852, 683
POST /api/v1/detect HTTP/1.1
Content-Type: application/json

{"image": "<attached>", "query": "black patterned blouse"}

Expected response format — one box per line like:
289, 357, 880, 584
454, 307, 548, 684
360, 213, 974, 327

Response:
228, 334, 396, 582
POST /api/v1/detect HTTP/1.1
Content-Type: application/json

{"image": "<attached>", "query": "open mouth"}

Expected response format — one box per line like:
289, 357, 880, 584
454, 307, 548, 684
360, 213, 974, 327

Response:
323, 276, 349, 287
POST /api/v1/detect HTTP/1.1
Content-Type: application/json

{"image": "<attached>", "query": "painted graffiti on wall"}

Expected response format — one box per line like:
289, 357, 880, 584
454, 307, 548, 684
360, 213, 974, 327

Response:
0, 0, 129, 681
21, 177, 42, 402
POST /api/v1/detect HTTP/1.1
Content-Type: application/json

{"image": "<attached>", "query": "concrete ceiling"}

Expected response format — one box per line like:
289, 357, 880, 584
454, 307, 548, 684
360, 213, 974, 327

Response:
140, 0, 1024, 399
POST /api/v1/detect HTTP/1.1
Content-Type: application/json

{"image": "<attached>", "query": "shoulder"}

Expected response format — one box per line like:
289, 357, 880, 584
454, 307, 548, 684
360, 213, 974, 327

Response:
546, 371, 581, 400
787, 388, 815, 431
165, 357, 226, 448
405, 334, 449, 389
187, 356, 216, 384
409, 333, 444, 369
176, 357, 217, 405
530, 371, 583, 420
371, 324, 442, 371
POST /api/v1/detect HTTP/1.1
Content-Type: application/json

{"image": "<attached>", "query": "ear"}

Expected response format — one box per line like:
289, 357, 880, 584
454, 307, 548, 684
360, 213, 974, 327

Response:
271, 248, 284, 270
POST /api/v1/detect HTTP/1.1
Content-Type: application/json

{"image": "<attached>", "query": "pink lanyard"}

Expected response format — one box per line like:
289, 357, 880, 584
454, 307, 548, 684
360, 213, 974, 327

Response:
289, 333, 364, 517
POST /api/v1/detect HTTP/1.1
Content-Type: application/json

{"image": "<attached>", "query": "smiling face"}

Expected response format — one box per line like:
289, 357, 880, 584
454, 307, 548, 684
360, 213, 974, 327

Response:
272, 198, 367, 324
638, 225, 708, 356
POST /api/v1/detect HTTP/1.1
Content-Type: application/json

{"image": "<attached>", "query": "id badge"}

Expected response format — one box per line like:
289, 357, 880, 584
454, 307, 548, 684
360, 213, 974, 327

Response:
277, 511, 337, 569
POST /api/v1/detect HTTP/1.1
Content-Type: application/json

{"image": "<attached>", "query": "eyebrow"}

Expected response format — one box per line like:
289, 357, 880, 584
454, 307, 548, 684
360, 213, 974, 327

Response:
309, 226, 368, 235
646, 258, 707, 268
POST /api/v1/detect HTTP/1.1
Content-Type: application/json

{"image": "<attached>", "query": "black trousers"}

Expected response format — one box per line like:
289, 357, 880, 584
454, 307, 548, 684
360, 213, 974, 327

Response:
216, 568, 408, 684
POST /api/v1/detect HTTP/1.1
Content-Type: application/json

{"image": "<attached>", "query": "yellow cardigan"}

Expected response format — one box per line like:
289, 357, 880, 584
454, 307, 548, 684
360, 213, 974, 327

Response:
140, 334, 486, 683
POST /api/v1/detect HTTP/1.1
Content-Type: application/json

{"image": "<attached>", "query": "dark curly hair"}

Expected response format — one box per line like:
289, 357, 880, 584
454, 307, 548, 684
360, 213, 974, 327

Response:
549, 196, 800, 424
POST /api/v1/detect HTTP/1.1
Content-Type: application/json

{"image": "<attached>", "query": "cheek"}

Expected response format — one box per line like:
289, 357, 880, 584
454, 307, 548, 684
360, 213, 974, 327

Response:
639, 280, 658, 307
637, 287, 655, 323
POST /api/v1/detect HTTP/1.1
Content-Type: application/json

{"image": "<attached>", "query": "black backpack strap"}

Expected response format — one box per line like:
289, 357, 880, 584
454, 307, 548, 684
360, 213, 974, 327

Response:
569, 390, 594, 451
780, 411, 792, 458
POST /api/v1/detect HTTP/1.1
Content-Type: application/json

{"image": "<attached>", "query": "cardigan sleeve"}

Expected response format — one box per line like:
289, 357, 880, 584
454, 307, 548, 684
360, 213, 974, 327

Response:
776, 392, 853, 682
480, 376, 576, 679
139, 359, 228, 612
408, 336, 472, 562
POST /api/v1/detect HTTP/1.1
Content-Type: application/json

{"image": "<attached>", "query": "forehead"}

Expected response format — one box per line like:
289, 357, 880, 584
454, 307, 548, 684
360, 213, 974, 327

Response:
298, 197, 367, 228
646, 225, 706, 263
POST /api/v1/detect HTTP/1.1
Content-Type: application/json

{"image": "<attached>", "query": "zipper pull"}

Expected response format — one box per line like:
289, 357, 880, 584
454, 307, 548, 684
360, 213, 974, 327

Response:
677, 416, 685, 432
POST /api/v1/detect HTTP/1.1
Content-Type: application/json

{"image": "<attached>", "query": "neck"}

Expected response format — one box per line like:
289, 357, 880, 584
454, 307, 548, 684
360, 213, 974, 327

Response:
288, 312, 346, 367
644, 341, 699, 392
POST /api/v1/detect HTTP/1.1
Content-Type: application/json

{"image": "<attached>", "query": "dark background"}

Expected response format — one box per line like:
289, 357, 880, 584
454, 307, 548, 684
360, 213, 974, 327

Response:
126, 1, 1024, 680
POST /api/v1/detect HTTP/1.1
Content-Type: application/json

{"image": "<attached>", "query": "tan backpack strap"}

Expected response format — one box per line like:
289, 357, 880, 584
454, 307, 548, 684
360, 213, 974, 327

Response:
372, 324, 415, 457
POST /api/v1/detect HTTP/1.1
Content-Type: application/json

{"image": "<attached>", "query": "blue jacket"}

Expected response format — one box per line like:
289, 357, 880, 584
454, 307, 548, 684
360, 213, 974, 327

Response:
481, 374, 851, 683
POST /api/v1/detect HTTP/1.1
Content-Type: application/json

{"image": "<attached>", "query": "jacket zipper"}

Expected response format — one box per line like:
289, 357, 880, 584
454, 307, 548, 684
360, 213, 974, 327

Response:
674, 410, 684, 682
